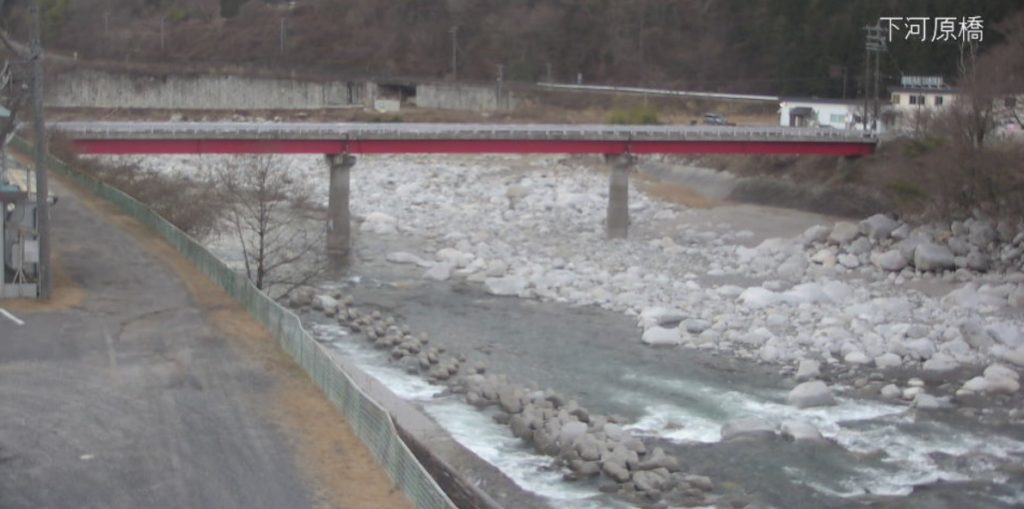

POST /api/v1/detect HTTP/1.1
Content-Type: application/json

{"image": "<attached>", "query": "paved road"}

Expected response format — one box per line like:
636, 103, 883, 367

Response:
0, 174, 409, 509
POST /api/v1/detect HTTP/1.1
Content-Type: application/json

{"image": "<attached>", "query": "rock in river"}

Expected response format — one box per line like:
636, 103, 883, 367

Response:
787, 380, 837, 408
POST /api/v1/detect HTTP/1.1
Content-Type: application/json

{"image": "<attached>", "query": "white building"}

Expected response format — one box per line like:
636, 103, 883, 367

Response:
778, 98, 869, 130
888, 76, 958, 131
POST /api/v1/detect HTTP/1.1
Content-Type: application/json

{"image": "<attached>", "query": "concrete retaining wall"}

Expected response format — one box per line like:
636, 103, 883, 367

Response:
46, 69, 365, 110
416, 83, 518, 112
45, 67, 528, 113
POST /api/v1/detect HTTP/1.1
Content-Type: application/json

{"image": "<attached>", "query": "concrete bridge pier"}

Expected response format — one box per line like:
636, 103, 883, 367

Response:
326, 154, 356, 264
605, 153, 636, 239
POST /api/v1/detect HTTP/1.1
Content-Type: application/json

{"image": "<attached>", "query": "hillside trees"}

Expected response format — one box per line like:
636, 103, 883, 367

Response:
1, 0, 1022, 96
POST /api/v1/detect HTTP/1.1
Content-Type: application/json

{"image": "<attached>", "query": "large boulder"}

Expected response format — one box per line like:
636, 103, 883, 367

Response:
780, 420, 826, 443
966, 250, 991, 272
558, 421, 589, 445
794, 359, 821, 382
999, 347, 1024, 367
497, 386, 524, 414
721, 417, 776, 441
484, 275, 528, 296
683, 318, 712, 334
641, 326, 683, 346
904, 338, 937, 361
423, 263, 453, 281
639, 306, 686, 328
891, 223, 912, 240
961, 375, 1020, 395
913, 393, 951, 409
880, 384, 902, 399
631, 470, 669, 492
874, 352, 903, 369
846, 237, 872, 255
386, 251, 432, 267
787, 381, 837, 408
312, 294, 338, 313
843, 351, 872, 365
872, 250, 908, 272
601, 460, 631, 483
922, 353, 958, 375
829, 222, 861, 245
637, 447, 679, 471
860, 214, 900, 240
968, 220, 997, 247
947, 237, 971, 256
436, 248, 475, 268
984, 363, 1019, 381
838, 254, 860, 269
802, 224, 831, 245
914, 243, 956, 272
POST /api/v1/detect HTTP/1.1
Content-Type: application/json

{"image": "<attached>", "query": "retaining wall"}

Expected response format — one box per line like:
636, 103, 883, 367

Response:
46, 69, 365, 110
411, 83, 518, 112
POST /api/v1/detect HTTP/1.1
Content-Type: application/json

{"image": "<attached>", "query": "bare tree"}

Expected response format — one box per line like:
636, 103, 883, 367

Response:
214, 155, 326, 300
947, 40, 1002, 149
0, 0, 29, 172
981, 11, 1024, 130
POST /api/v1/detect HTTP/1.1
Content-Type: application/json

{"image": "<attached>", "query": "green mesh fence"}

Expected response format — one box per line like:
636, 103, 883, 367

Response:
13, 137, 456, 509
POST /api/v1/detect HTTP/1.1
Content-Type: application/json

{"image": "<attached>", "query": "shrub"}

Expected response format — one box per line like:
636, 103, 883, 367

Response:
607, 105, 660, 125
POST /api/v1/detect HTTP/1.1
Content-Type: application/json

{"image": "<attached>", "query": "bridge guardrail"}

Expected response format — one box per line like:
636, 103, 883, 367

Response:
11, 136, 458, 509
50, 121, 879, 144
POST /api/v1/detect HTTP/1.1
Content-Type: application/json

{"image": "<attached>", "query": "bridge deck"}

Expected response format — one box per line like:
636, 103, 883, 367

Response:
52, 122, 877, 156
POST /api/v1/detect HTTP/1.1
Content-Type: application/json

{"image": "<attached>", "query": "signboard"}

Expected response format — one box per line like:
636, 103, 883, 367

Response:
900, 76, 945, 88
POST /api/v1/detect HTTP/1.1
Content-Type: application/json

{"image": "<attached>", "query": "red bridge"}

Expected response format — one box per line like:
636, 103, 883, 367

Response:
51, 121, 877, 254
53, 122, 877, 157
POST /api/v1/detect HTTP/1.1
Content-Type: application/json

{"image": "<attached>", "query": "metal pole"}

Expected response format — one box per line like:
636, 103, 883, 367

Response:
450, 26, 458, 80
280, 18, 285, 54
862, 26, 870, 131
160, 17, 165, 51
29, 0, 51, 299
842, 66, 847, 99
873, 37, 881, 130
496, 64, 503, 109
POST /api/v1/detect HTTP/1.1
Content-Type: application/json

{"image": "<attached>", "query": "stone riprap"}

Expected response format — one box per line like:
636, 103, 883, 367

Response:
299, 291, 718, 507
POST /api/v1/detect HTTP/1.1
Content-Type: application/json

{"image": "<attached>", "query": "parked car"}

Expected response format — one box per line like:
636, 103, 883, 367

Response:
702, 113, 735, 126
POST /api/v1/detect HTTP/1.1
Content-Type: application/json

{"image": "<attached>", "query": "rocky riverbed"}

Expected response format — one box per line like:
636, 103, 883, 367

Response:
104, 152, 1024, 508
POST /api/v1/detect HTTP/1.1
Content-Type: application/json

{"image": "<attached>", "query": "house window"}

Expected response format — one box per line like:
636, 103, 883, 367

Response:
891, 94, 900, 104
909, 95, 918, 105
1007, 97, 1018, 108
917, 95, 925, 105
934, 96, 944, 106
829, 113, 845, 124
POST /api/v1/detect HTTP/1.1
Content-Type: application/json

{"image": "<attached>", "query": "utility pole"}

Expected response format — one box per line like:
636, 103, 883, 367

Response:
863, 23, 886, 131
449, 26, 458, 81
29, 0, 50, 299
496, 64, 504, 109
160, 17, 165, 51
862, 30, 870, 130
280, 18, 286, 54
842, 67, 848, 99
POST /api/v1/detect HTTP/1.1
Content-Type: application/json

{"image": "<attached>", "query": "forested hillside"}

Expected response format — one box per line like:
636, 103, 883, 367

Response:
4, 0, 1022, 96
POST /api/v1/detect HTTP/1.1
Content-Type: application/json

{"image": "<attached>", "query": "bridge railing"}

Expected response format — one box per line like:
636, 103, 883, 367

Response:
50, 121, 879, 143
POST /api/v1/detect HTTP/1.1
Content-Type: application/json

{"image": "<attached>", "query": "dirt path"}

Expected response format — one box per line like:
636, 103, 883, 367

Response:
0, 168, 411, 509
